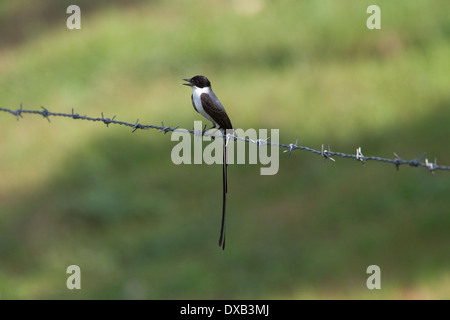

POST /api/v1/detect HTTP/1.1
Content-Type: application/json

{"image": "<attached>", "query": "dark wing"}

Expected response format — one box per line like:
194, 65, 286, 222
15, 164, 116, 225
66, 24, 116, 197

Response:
200, 93, 233, 130
191, 94, 198, 113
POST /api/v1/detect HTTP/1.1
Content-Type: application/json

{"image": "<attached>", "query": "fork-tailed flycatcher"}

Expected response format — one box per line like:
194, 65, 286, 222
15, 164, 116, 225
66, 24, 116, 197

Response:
183, 75, 233, 250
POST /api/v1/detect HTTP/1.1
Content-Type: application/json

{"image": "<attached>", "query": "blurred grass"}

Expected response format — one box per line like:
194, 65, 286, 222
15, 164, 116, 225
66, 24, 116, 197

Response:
0, 0, 449, 299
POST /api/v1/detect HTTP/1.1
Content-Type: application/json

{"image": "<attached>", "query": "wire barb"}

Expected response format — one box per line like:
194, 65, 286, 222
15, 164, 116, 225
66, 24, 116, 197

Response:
425, 157, 437, 174
158, 121, 173, 134
321, 144, 335, 162
225, 133, 236, 147
356, 147, 366, 165
250, 137, 270, 147
40, 106, 51, 123
131, 118, 142, 133
284, 137, 299, 158
409, 152, 426, 167
193, 126, 203, 141
14, 103, 24, 121
101, 112, 116, 127
71, 108, 82, 120
393, 152, 403, 171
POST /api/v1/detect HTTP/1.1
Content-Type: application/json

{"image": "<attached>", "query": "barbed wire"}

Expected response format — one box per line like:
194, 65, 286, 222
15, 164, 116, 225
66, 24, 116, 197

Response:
1, 104, 449, 173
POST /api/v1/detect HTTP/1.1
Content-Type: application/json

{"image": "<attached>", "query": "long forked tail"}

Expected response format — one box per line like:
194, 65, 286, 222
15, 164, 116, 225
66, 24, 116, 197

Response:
218, 136, 227, 250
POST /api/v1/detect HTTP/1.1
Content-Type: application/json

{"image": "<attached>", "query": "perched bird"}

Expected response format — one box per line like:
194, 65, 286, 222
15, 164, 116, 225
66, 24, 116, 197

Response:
183, 75, 233, 250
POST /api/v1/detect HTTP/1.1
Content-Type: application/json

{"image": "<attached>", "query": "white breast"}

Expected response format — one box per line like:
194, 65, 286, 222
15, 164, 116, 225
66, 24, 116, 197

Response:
192, 86, 216, 124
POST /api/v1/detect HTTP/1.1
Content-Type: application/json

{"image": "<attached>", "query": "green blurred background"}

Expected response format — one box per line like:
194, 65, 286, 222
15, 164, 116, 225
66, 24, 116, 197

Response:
0, 0, 449, 299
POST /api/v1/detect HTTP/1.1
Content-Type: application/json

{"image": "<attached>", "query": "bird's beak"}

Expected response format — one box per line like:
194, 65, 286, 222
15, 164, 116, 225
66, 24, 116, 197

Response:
182, 78, 192, 86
